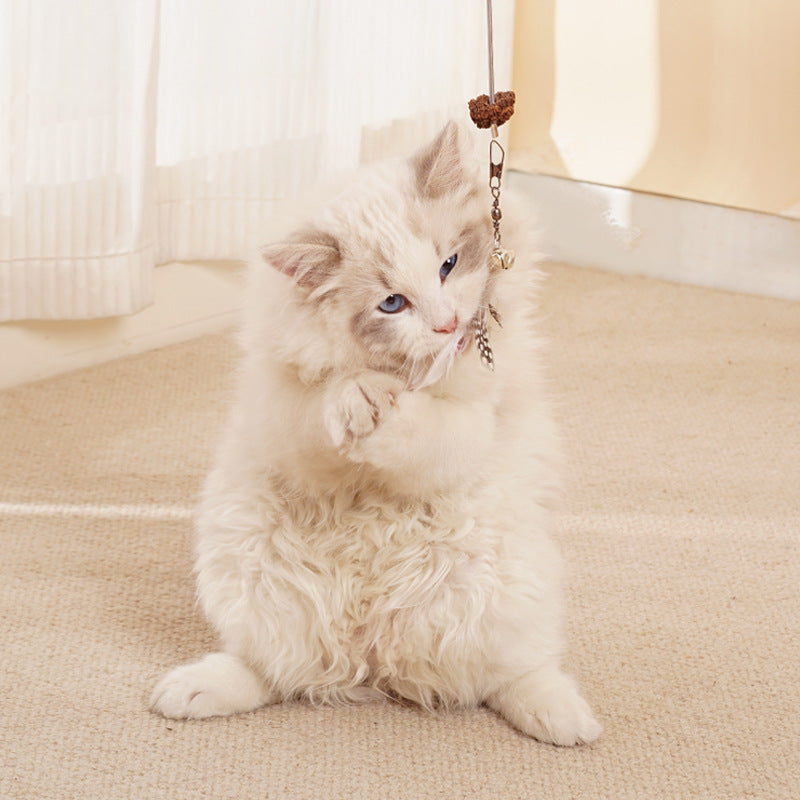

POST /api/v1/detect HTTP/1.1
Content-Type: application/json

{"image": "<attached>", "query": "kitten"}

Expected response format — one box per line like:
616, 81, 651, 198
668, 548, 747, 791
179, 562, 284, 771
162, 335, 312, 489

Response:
150, 122, 601, 746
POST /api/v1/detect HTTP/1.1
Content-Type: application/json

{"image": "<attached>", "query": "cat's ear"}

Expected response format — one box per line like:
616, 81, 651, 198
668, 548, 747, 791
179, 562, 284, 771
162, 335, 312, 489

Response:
262, 228, 341, 291
411, 120, 465, 199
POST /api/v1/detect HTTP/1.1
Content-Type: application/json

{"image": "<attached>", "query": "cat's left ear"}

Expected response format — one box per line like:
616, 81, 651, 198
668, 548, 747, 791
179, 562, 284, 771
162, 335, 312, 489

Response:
411, 120, 466, 199
262, 228, 341, 291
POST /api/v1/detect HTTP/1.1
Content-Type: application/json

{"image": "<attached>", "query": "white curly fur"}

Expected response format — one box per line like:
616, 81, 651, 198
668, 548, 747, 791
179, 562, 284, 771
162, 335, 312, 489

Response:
150, 122, 600, 746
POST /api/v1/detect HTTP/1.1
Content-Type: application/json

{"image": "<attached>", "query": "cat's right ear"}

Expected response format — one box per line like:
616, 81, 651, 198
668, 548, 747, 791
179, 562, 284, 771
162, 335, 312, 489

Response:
261, 229, 341, 291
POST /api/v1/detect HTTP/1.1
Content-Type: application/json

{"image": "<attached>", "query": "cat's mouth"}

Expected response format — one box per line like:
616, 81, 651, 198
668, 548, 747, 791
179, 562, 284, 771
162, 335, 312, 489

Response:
407, 329, 472, 390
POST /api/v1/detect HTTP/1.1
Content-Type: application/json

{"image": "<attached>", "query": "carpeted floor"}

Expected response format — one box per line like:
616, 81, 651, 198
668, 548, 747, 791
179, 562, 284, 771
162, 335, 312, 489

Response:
1, 263, 798, 800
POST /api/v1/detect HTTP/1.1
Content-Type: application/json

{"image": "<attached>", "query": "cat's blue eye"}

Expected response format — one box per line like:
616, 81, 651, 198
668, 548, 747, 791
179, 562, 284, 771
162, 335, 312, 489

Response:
378, 294, 408, 313
439, 253, 457, 282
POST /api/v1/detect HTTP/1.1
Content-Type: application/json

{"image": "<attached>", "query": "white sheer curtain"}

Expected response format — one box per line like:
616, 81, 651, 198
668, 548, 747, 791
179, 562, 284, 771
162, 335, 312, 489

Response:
1, 1, 514, 321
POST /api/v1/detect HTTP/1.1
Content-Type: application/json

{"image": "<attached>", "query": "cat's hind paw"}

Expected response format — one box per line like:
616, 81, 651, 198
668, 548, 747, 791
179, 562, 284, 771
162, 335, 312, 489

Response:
488, 666, 602, 746
323, 371, 404, 450
149, 652, 274, 720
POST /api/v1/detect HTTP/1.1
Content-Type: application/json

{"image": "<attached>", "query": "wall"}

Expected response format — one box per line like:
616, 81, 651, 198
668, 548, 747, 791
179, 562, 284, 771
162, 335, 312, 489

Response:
509, 0, 800, 218
0, 261, 244, 389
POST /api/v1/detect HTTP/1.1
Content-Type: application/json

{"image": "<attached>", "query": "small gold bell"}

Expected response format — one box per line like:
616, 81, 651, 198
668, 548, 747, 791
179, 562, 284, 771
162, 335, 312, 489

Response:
490, 248, 515, 270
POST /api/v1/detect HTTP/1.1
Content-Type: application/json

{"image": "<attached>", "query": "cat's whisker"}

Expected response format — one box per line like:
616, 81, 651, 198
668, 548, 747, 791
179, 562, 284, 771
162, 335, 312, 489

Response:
406, 338, 461, 391
397, 351, 417, 384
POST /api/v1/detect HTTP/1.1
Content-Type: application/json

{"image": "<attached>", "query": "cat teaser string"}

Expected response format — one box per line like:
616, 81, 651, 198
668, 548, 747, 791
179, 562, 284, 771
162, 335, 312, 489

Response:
468, 0, 515, 372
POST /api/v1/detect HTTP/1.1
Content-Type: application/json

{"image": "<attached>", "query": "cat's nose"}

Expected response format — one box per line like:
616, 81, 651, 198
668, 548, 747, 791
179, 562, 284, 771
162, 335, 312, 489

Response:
433, 315, 459, 334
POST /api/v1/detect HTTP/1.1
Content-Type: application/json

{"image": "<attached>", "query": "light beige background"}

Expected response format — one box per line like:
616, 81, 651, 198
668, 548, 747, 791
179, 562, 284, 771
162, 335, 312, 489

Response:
509, 0, 800, 218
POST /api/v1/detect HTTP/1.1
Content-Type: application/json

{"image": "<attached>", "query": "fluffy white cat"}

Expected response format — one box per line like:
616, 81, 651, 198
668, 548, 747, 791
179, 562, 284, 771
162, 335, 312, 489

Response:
150, 122, 601, 746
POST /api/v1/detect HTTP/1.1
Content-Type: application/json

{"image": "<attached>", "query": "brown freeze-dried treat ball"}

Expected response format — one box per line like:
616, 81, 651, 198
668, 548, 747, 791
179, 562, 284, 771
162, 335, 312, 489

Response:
468, 90, 516, 128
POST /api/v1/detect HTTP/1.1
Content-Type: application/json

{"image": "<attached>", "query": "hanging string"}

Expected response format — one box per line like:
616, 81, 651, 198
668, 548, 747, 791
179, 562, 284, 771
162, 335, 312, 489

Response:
486, 0, 496, 107
468, 0, 516, 272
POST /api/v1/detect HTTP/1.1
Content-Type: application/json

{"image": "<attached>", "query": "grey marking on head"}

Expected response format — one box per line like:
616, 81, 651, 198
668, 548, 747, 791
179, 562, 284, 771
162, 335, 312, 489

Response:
351, 308, 396, 348
454, 221, 494, 275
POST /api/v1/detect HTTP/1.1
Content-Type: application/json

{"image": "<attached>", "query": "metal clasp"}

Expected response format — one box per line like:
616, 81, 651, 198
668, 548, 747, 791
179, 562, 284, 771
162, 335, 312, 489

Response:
489, 138, 505, 187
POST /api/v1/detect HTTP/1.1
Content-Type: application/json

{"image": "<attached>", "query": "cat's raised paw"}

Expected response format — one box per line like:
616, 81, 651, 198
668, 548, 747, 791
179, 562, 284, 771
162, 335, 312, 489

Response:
149, 652, 273, 720
323, 371, 404, 449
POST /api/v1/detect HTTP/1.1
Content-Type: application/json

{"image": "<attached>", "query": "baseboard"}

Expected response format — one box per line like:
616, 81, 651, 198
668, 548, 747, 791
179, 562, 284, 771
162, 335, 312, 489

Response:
510, 172, 800, 301
3, 179, 797, 390
0, 260, 245, 389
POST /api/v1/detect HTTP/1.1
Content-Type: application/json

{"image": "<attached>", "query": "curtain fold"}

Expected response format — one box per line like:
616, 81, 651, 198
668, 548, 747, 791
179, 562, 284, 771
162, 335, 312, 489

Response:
1, 0, 160, 320
1, 0, 514, 321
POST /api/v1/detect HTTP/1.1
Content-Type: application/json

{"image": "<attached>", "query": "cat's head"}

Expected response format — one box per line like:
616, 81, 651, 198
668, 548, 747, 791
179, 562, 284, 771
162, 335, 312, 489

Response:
262, 121, 495, 389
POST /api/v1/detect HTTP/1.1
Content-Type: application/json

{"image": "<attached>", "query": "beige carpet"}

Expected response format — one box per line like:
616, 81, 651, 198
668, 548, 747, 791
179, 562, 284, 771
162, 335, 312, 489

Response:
1, 264, 798, 800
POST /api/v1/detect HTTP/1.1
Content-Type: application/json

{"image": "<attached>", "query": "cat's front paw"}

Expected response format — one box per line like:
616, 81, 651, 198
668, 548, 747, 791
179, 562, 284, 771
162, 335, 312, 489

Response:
150, 652, 273, 720
323, 371, 405, 450
488, 666, 602, 746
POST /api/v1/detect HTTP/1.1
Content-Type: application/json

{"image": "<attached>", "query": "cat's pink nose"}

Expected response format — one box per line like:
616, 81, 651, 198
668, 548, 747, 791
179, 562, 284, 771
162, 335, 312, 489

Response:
433, 315, 459, 334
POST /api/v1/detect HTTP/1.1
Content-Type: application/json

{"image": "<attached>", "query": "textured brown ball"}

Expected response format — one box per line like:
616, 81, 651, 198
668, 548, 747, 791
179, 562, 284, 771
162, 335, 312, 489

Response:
468, 91, 516, 128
